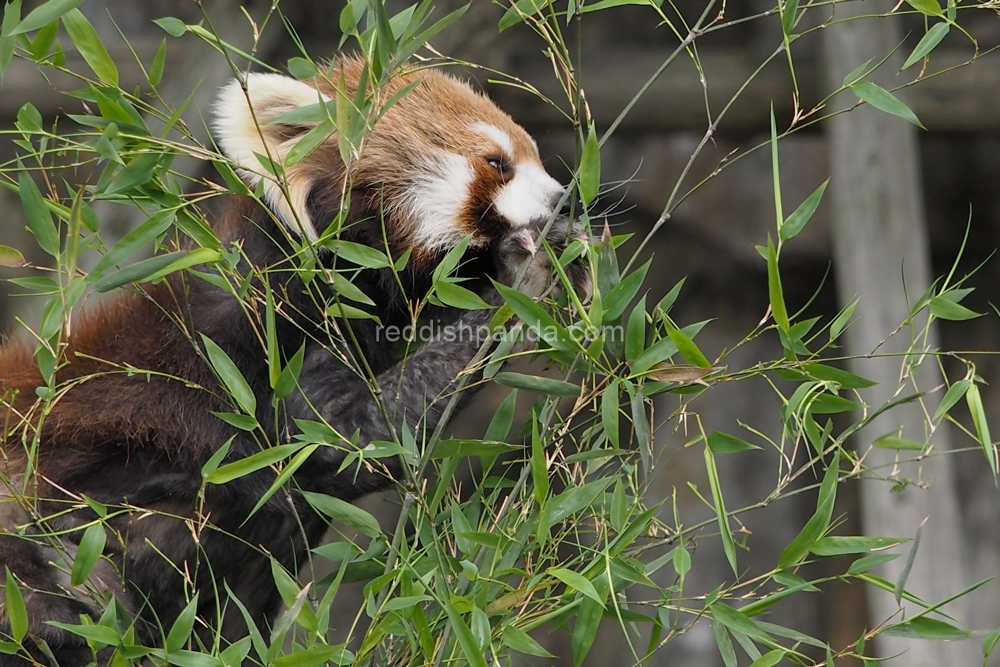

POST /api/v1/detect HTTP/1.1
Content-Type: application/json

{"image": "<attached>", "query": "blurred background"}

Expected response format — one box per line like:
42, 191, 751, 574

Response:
2, 1, 1000, 665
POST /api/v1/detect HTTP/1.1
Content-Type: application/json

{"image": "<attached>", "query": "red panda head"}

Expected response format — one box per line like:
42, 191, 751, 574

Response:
213, 58, 565, 264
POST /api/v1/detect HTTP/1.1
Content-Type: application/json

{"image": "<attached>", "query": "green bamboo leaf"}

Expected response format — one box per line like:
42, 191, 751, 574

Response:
983, 627, 1000, 660
149, 38, 166, 86
201, 334, 256, 416
778, 451, 839, 568
579, 123, 601, 206
582, 0, 657, 11
809, 394, 860, 414
443, 600, 489, 667
810, 536, 906, 556
325, 240, 391, 269
549, 567, 603, 605
933, 378, 970, 422
166, 594, 199, 653
268, 100, 336, 126
873, 435, 926, 451
62, 9, 118, 85
895, 521, 924, 605
707, 431, 761, 454
851, 81, 925, 129
498, 0, 547, 31
780, 0, 799, 36
105, 153, 161, 195
200, 437, 233, 480
966, 383, 996, 474
430, 439, 519, 459
602, 381, 620, 448
206, 444, 303, 485
285, 119, 336, 167
5, 568, 27, 643
91, 250, 179, 292
903, 22, 950, 69
273, 646, 353, 667
848, 553, 899, 575
249, 444, 319, 519
92, 210, 175, 274
434, 281, 491, 310
766, 236, 789, 332
885, 617, 970, 640
929, 295, 982, 320
711, 603, 769, 640
287, 56, 318, 79
274, 343, 306, 400
531, 418, 549, 508
602, 259, 651, 323
301, 491, 381, 537
46, 622, 119, 646
829, 298, 857, 342
10, 0, 83, 35
749, 650, 785, 667
0, 1, 22, 79
485, 389, 518, 442
492, 372, 580, 397
211, 412, 258, 431
538, 478, 613, 539
802, 363, 876, 389
712, 621, 738, 667
905, 0, 944, 16
502, 625, 554, 658
780, 179, 828, 242
705, 447, 737, 575
18, 168, 59, 257
70, 523, 107, 586
667, 323, 710, 368
625, 296, 647, 362
571, 596, 604, 667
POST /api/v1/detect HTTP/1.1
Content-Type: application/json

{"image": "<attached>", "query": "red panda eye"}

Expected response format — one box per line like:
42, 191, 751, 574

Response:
486, 156, 511, 175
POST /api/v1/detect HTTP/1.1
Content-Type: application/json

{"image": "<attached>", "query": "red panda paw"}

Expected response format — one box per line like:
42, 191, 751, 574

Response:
493, 216, 591, 301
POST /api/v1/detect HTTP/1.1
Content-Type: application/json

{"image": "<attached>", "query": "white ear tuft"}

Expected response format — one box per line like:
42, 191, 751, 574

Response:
213, 73, 329, 242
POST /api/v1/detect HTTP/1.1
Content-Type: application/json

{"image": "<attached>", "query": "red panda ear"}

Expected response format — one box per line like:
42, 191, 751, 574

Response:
213, 73, 329, 242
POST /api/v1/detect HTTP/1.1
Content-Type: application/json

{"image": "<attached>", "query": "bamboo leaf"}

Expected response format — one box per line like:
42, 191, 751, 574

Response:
0, 245, 25, 267
933, 378, 970, 422
18, 168, 59, 257
549, 567, 603, 605
70, 523, 107, 586
301, 491, 381, 537
4, 568, 27, 643
207, 444, 303, 485
851, 81, 925, 129
166, 594, 199, 653
201, 334, 256, 416
434, 281, 491, 310
903, 22, 949, 69
780, 179, 828, 242
493, 372, 580, 397
443, 600, 489, 667
62, 9, 118, 85
778, 450, 839, 568
966, 383, 996, 474
10, 0, 83, 35
929, 295, 982, 321
579, 123, 601, 206
708, 431, 761, 454
502, 625, 554, 658
705, 447, 738, 575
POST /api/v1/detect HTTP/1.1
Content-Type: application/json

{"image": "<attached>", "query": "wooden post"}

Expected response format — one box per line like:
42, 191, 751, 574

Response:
821, 2, 978, 664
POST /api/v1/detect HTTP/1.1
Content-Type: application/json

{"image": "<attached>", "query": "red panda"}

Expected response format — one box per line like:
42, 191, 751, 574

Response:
0, 57, 584, 666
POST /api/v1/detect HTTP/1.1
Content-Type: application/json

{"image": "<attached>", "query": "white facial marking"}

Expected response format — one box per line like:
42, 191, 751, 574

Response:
473, 122, 515, 157
214, 74, 330, 242
407, 153, 475, 252
493, 162, 564, 228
